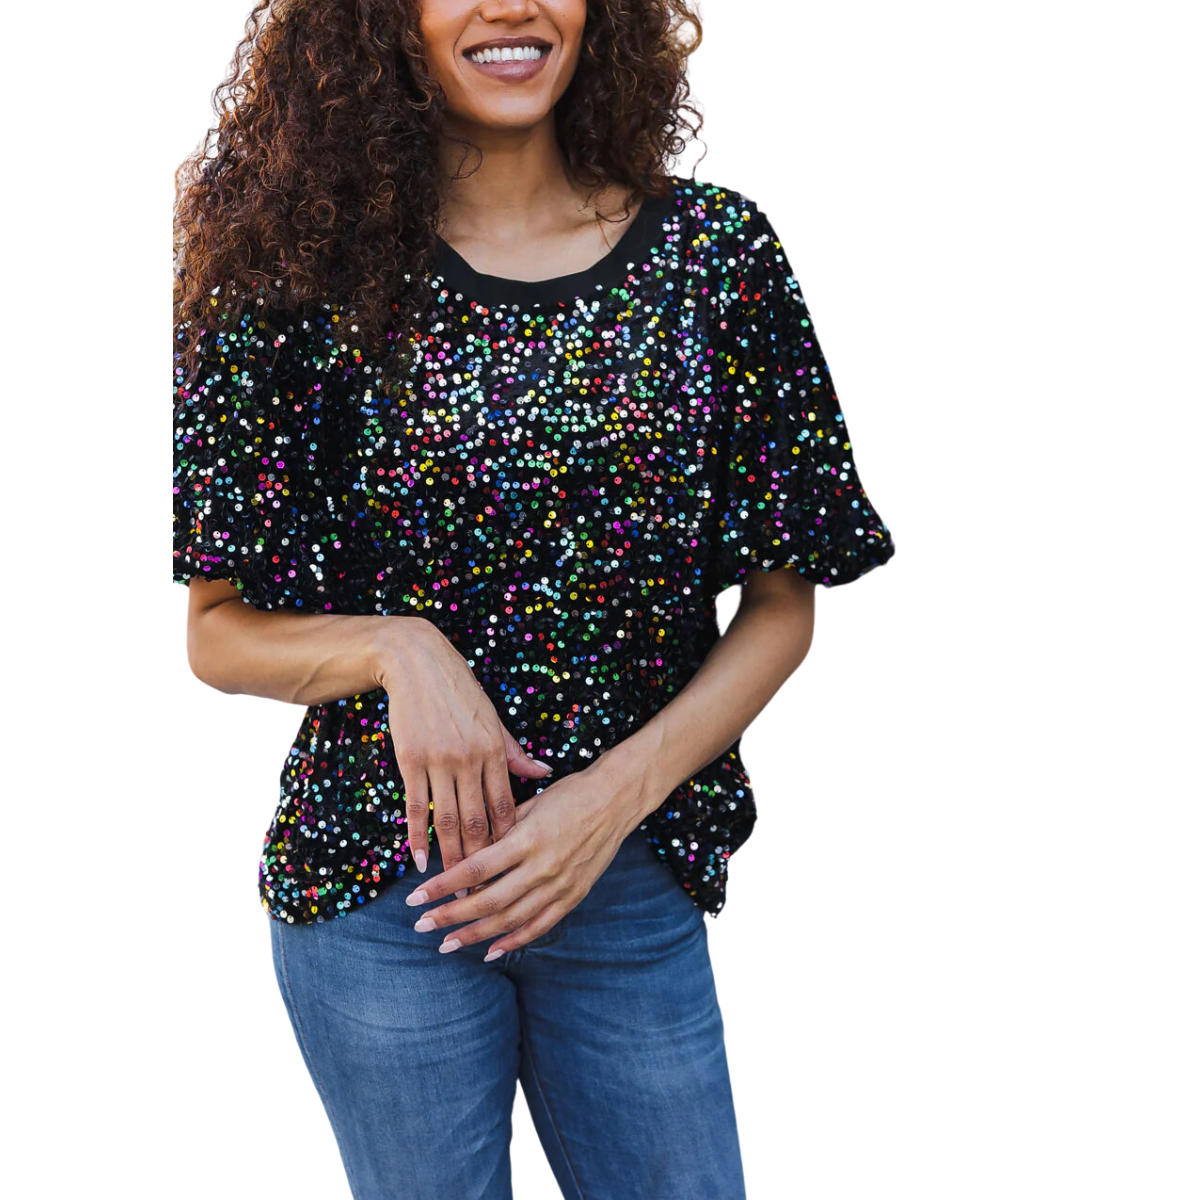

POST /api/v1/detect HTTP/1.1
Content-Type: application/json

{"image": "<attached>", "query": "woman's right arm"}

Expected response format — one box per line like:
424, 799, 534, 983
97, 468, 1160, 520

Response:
184, 577, 552, 882
186, 575, 422, 706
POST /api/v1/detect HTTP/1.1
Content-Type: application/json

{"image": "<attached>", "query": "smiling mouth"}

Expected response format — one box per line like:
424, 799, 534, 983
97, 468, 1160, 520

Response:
461, 38, 553, 81
465, 44, 548, 64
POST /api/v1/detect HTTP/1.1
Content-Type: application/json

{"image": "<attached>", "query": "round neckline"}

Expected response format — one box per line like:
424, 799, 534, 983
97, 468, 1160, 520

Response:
432, 182, 677, 309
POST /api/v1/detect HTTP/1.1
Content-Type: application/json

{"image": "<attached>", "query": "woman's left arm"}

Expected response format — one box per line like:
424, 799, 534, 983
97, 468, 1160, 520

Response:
408, 568, 815, 958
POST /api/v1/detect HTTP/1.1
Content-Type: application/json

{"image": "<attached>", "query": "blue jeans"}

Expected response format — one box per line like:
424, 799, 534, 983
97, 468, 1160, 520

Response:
269, 827, 747, 1200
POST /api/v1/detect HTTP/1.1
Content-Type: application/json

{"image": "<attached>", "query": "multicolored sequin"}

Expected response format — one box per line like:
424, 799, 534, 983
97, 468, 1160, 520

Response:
173, 176, 896, 924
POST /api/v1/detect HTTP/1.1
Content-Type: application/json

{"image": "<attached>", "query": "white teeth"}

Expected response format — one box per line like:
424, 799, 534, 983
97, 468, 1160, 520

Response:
468, 45, 545, 64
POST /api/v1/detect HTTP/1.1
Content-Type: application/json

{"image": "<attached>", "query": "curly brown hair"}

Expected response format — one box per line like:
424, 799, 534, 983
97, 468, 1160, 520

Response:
173, 0, 704, 394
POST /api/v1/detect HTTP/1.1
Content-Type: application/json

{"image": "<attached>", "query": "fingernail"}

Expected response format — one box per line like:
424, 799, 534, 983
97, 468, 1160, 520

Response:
406, 889, 429, 906
532, 759, 553, 773
455, 888, 469, 900
413, 916, 436, 932
439, 938, 462, 954
483, 948, 504, 963
413, 849, 428, 873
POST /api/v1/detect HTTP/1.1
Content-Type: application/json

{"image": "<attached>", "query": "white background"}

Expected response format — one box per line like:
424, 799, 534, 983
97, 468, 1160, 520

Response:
5, 1, 1196, 1197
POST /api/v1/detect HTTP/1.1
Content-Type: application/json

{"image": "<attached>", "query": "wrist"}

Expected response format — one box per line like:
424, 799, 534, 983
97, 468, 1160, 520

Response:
589, 727, 672, 834
368, 615, 436, 691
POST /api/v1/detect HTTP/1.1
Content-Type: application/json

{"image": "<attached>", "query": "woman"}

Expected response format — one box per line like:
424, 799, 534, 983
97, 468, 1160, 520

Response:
172, 1, 896, 1197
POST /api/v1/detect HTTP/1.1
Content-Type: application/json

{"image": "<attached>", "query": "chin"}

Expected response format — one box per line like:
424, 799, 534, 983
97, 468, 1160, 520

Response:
457, 99, 555, 131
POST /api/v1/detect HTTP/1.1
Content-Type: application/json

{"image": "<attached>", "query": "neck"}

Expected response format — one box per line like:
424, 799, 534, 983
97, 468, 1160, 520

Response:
436, 117, 603, 242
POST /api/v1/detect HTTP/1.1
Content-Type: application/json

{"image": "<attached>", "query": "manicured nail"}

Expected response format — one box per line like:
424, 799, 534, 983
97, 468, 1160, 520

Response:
413, 849, 428, 873
406, 889, 429, 906
439, 938, 462, 954
483, 948, 505, 962
455, 889, 469, 900
532, 759, 553, 773
413, 916, 436, 932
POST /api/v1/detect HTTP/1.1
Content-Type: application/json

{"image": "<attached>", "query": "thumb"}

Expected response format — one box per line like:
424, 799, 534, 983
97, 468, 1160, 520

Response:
500, 724, 554, 778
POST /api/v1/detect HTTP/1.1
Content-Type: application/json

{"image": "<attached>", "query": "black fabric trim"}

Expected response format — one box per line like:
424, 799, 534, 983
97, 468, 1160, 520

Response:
432, 186, 678, 309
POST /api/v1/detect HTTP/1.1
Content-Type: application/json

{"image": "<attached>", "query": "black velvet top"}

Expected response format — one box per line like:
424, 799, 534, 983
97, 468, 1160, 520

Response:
172, 175, 896, 924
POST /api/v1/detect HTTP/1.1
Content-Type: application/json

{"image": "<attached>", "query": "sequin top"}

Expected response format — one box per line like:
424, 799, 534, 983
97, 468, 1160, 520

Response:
173, 175, 896, 924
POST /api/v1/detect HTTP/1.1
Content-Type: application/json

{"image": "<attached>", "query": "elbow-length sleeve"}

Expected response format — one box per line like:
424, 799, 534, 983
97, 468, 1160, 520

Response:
708, 202, 896, 595
172, 301, 354, 612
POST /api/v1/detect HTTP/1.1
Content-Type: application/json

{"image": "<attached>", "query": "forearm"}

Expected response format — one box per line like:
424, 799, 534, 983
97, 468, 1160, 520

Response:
594, 581, 816, 824
188, 592, 433, 707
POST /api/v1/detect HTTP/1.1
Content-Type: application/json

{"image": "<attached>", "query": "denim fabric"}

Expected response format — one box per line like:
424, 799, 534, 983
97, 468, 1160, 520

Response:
269, 828, 747, 1200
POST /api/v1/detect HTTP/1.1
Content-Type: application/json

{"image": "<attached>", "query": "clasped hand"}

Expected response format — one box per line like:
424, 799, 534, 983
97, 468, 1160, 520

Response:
406, 762, 654, 960
380, 616, 658, 959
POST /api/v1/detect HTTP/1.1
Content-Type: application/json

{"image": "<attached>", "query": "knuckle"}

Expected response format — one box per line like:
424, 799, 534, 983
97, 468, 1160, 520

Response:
463, 814, 489, 839
489, 795, 516, 823
428, 742, 462, 768
463, 858, 488, 885
434, 809, 460, 832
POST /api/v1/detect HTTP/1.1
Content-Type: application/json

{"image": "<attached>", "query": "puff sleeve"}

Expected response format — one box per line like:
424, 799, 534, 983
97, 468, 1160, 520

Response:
709, 202, 896, 594
172, 301, 355, 611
